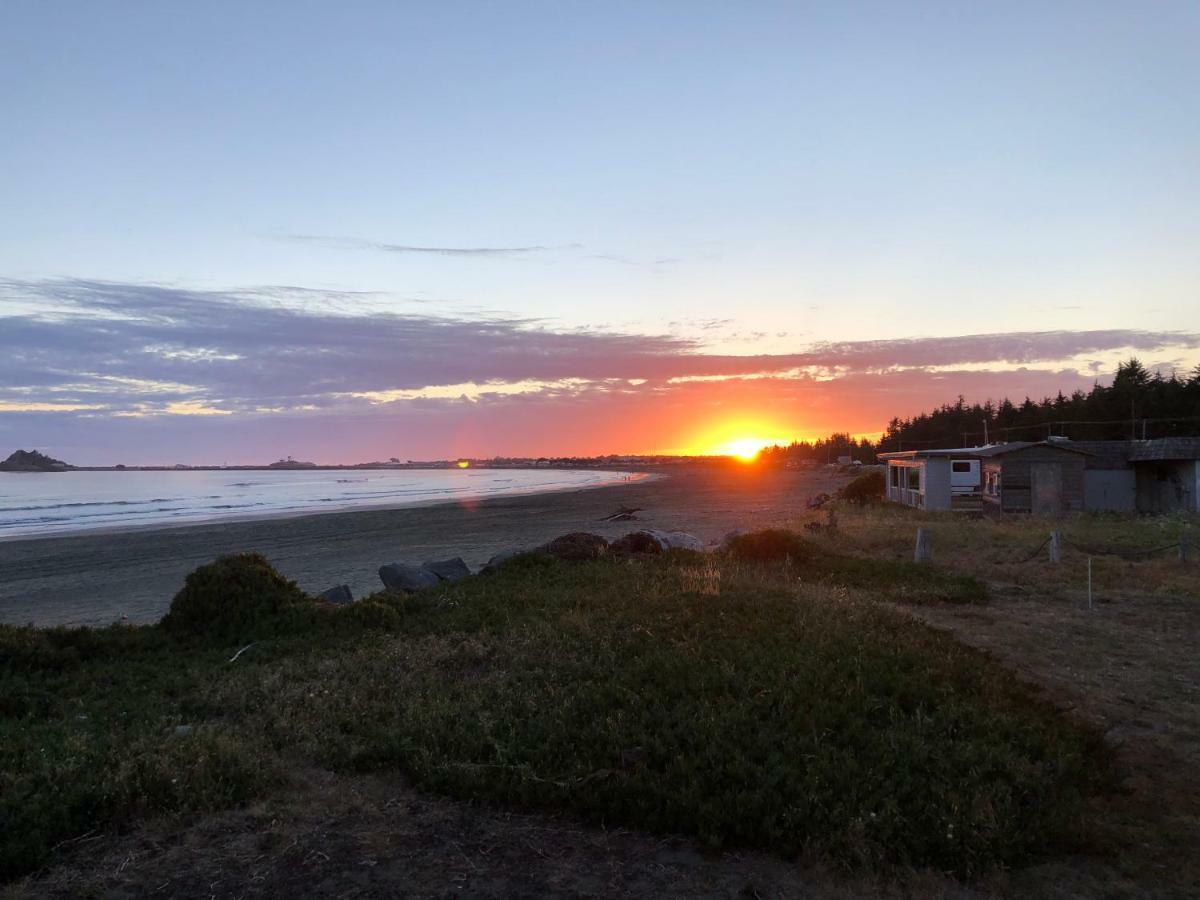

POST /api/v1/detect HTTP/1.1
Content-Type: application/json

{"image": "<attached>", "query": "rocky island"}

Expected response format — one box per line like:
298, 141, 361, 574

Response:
0, 449, 72, 472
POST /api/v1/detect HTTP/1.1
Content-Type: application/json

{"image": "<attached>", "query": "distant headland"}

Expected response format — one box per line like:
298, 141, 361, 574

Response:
0, 449, 73, 472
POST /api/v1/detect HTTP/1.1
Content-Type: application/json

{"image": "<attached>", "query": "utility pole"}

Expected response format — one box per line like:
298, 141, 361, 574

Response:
982, 419, 989, 445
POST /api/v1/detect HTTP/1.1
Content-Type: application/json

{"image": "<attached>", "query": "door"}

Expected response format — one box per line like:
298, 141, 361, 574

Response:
1030, 463, 1062, 516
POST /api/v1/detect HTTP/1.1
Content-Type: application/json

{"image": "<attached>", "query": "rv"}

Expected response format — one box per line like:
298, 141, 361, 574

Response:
950, 459, 980, 496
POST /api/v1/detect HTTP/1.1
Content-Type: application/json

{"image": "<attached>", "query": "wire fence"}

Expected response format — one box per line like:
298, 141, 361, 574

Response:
1003, 532, 1191, 564
1059, 537, 1184, 561
1018, 536, 1053, 563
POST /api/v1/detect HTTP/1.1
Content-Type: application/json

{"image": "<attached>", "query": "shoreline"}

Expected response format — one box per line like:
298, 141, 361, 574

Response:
0, 470, 654, 544
0, 466, 848, 628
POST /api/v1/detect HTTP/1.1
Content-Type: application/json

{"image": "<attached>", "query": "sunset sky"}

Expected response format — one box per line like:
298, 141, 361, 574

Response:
2, 2, 1198, 464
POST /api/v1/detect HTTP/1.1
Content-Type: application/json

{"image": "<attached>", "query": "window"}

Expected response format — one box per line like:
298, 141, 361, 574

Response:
907, 467, 921, 491
952, 461, 972, 473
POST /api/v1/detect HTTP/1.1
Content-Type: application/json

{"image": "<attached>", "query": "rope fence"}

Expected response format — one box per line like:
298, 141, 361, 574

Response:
1060, 537, 1184, 560
911, 528, 1192, 566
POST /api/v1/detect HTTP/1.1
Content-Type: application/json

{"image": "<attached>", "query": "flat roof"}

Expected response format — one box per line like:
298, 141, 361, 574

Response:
877, 445, 1005, 461
878, 440, 1094, 461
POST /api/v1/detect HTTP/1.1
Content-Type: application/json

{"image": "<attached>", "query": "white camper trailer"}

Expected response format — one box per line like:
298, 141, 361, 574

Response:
950, 459, 981, 496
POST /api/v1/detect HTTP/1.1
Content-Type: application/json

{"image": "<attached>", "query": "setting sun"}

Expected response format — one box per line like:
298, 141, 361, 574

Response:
715, 437, 777, 461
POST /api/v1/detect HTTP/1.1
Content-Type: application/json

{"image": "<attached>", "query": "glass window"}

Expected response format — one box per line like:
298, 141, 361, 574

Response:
907, 467, 921, 490
952, 461, 972, 473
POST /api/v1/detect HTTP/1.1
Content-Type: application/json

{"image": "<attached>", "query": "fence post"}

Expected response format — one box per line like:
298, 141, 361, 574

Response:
1049, 531, 1061, 564
1087, 556, 1093, 610
1181, 537, 1190, 563
914, 528, 931, 564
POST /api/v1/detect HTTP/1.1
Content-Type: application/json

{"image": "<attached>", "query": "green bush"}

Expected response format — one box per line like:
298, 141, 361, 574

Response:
339, 598, 404, 632
160, 553, 312, 642
724, 528, 813, 563
842, 470, 886, 504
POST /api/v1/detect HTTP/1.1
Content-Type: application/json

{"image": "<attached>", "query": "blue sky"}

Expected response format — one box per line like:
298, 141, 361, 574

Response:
2, 2, 1198, 462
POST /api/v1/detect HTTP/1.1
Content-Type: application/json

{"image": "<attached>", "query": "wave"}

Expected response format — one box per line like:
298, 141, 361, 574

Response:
0, 469, 640, 538
0, 497, 187, 513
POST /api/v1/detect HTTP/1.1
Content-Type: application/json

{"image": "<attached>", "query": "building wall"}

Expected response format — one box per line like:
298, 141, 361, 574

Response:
1083, 469, 1137, 512
885, 458, 952, 510
923, 457, 953, 510
1135, 461, 1200, 513
988, 447, 1086, 513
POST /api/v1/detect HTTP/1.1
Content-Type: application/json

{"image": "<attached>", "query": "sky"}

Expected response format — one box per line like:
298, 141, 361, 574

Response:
2, 1, 1198, 464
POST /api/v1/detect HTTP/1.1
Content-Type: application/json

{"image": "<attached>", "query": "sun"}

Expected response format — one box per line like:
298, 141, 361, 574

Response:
719, 437, 772, 461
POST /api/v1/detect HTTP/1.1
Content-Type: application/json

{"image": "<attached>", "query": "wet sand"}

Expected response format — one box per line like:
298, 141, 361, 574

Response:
0, 466, 847, 627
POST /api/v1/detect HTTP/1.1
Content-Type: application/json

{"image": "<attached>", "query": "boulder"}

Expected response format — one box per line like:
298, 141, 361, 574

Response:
720, 528, 750, 548
640, 530, 705, 552
379, 563, 441, 592
318, 584, 354, 604
610, 531, 665, 556
423, 557, 472, 581
479, 548, 525, 575
662, 531, 704, 552
540, 532, 608, 561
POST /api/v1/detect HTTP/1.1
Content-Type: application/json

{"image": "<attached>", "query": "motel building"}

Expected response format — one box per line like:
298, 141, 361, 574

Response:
878, 438, 1200, 516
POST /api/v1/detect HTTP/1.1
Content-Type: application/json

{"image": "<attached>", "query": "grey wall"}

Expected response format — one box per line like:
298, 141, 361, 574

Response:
923, 457, 953, 511
1084, 469, 1136, 512
1136, 461, 1200, 513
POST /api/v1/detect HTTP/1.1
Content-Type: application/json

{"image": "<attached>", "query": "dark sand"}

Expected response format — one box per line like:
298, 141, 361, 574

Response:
0, 466, 847, 627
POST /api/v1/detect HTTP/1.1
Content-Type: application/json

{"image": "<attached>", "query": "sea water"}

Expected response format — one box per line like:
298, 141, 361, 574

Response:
0, 468, 639, 540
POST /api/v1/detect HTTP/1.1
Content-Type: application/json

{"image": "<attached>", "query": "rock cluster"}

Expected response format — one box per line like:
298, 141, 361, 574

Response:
377, 556, 471, 591
321, 528, 710, 602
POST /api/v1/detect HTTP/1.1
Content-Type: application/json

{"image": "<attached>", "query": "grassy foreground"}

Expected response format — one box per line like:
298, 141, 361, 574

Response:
2, 536, 1106, 881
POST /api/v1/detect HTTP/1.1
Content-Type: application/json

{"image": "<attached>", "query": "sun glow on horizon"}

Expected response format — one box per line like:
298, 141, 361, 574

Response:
712, 437, 782, 461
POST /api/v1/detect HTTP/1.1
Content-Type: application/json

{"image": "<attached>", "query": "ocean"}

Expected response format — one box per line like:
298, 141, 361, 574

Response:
0, 468, 639, 540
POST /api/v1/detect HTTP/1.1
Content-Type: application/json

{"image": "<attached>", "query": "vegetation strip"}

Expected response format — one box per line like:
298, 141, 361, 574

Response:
1, 532, 1107, 881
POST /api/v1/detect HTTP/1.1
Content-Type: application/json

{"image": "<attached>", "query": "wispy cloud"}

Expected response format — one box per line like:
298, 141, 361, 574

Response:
275, 233, 577, 257
1, 278, 1197, 463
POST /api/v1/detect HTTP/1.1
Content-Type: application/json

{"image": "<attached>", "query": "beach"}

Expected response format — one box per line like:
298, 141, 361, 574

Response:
0, 465, 847, 627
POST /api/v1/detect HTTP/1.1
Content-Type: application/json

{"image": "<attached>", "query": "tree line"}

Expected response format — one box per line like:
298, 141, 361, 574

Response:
757, 359, 1200, 464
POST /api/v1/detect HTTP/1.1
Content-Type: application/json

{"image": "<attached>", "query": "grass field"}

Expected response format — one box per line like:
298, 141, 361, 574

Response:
1, 536, 1108, 887
808, 502, 1198, 598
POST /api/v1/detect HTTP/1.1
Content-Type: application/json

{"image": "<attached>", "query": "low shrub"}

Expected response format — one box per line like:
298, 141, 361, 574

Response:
610, 531, 665, 556
540, 532, 609, 561
160, 553, 312, 642
339, 598, 404, 632
841, 470, 886, 504
724, 528, 812, 563
209, 554, 1102, 876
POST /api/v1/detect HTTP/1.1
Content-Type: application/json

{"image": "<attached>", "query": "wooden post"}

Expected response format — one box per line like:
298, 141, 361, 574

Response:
1049, 531, 1061, 564
914, 528, 931, 564
1181, 536, 1190, 563
1087, 556, 1093, 610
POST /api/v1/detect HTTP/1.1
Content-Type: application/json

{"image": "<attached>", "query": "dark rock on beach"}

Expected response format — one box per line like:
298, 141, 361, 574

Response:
610, 531, 665, 556
378, 563, 441, 592
479, 549, 525, 575
642, 530, 705, 552
422, 557, 471, 581
318, 584, 355, 604
540, 532, 608, 561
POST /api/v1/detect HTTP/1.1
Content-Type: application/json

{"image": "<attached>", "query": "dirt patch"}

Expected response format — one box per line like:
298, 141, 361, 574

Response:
8, 769, 960, 900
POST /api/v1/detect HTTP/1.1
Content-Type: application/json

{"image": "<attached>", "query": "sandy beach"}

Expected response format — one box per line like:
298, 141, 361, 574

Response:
0, 465, 847, 627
